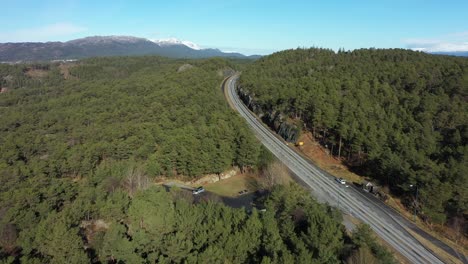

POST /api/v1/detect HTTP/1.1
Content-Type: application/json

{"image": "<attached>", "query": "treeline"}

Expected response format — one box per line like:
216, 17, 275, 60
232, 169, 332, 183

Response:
239, 48, 468, 226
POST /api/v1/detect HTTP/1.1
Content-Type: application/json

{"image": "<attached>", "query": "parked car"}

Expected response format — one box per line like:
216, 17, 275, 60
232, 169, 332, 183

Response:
192, 186, 205, 195
238, 189, 248, 195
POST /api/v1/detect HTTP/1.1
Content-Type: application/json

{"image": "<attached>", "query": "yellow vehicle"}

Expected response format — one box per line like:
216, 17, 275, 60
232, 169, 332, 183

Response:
296, 141, 304, 146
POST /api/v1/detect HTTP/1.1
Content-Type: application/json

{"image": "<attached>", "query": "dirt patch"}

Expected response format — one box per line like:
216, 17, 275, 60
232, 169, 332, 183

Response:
58, 63, 78, 80
155, 169, 240, 187
24, 68, 48, 78
296, 132, 363, 184
80, 219, 109, 246
177, 64, 194, 73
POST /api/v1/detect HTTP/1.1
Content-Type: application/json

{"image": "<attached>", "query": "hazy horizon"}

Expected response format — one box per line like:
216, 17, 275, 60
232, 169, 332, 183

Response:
1, 0, 468, 55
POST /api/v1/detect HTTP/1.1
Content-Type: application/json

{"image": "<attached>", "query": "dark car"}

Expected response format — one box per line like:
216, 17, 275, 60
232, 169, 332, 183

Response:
238, 189, 248, 195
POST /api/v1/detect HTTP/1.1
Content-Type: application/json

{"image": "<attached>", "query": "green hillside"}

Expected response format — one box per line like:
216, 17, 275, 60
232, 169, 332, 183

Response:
239, 48, 468, 225
0, 56, 394, 263
0, 57, 259, 179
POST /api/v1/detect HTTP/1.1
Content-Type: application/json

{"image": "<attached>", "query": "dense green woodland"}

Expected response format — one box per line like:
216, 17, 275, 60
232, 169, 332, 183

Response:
0, 57, 394, 263
239, 48, 468, 226
0, 57, 257, 179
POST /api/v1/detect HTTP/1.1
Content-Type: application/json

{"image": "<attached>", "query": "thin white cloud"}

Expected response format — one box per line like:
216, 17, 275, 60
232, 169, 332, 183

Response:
0, 22, 87, 42
429, 42, 468, 52
403, 31, 468, 52
405, 40, 468, 52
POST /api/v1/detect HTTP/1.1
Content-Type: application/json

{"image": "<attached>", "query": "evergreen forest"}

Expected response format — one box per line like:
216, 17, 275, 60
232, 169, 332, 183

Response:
239, 48, 468, 226
0, 56, 393, 263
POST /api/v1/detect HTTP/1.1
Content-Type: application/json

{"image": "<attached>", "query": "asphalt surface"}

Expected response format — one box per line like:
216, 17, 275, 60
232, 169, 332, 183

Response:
225, 74, 468, 264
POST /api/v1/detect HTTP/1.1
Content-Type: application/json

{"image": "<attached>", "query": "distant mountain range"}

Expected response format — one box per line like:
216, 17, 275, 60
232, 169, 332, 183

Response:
430, 51, 468, 57
0, 36, 260, 62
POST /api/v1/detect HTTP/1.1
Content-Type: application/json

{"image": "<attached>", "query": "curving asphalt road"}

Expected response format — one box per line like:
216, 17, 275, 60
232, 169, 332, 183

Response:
224, 74, 468, 264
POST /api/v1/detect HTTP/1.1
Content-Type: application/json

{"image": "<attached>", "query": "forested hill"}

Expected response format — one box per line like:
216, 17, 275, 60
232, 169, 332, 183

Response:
239, 48, 468, 225
0, 56, 394, 263
0, 56, 260, 261
0, 57, 260, 179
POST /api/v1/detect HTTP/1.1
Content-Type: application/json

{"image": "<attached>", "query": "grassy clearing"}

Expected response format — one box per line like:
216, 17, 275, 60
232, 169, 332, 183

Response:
204, 173, 259, 197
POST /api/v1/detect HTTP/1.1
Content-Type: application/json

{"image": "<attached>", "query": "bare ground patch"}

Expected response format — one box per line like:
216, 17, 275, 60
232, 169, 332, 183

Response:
58, 63, 78, 80
24, 68, 49, 78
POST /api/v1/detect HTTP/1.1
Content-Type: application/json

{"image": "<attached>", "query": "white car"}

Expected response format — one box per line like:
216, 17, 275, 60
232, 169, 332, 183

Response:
192, 186, 205, 195
336, 178, 346, 185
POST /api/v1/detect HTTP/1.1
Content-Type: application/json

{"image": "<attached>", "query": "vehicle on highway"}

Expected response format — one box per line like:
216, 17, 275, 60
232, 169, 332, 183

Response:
336, 178, 347, 185
192, 186, 205, 195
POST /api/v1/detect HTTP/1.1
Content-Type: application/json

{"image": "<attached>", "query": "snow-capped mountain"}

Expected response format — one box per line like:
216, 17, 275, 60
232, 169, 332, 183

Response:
0, 36, 259, 62
152, 38, 202, 50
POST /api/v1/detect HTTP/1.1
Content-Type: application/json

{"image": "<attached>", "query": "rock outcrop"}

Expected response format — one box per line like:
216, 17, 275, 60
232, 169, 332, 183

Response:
238, 86, 300, 143
192, 168, 239, 185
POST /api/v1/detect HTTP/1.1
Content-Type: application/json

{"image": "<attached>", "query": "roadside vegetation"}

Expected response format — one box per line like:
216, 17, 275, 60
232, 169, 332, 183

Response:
239, 48, 468, 240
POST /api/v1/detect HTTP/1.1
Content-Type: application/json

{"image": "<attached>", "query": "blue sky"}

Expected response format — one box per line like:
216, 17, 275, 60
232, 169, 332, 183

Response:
1, 0, 467, 55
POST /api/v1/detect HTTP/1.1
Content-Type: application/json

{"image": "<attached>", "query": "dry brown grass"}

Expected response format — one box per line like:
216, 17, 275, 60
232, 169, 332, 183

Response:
296, 132, 363, 184
58, 63, 78, 80
258, 161, 293, 189
205, 159, 294, 197
346, 246, 379, 264
386, 196, 468, 256
25, 68, 48, 78
123, 166, 151, 197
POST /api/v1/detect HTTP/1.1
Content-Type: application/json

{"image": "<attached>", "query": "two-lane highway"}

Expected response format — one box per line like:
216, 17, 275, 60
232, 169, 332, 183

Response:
225, 74, 447, 264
